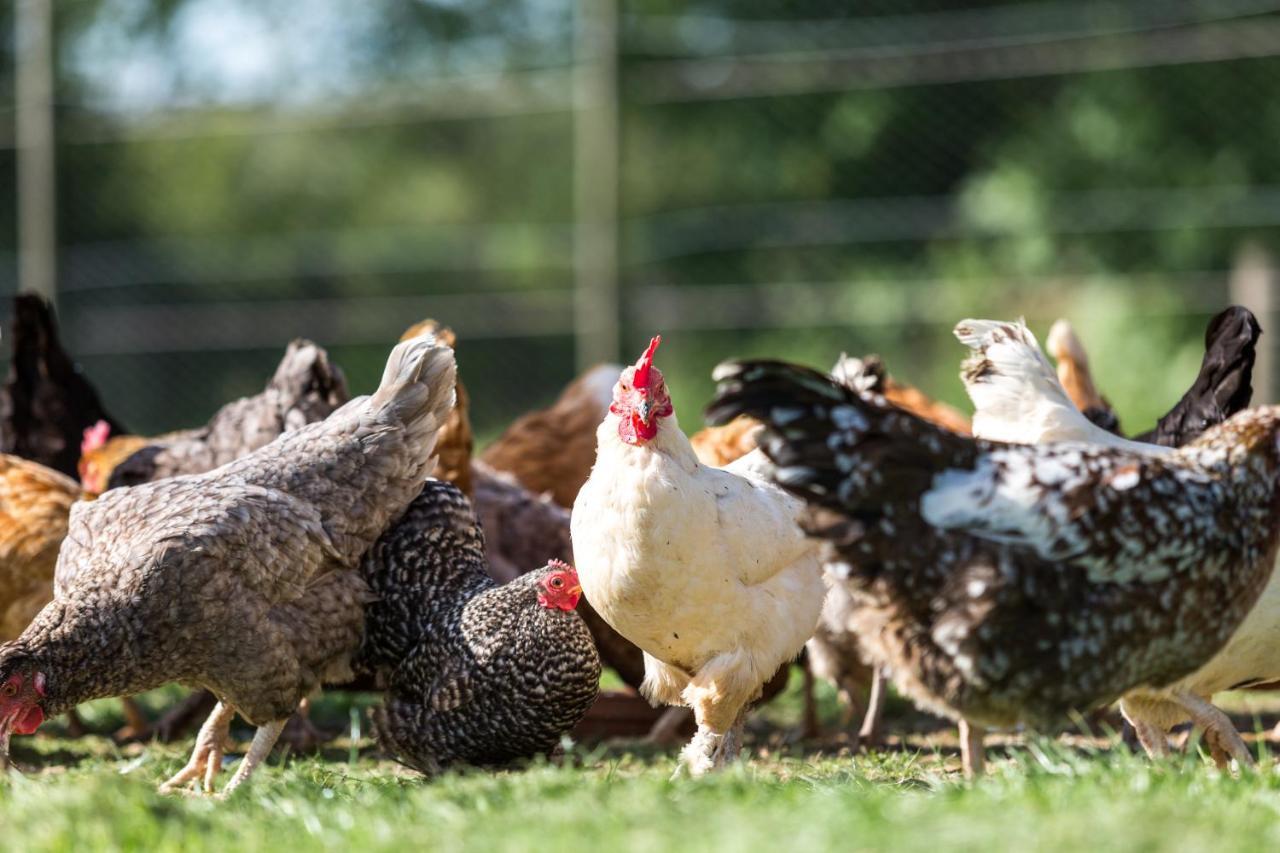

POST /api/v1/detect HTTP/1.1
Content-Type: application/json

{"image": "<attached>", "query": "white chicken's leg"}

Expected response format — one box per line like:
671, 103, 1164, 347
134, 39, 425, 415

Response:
959, 719, 986, 779
158, 701, 235, 795
1172, 690, 1253, 769
674, 650, 761, 777
217, 718, 287, 798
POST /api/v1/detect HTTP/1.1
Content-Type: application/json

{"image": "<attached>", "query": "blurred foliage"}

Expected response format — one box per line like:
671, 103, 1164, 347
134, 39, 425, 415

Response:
0, 1, 1274, 436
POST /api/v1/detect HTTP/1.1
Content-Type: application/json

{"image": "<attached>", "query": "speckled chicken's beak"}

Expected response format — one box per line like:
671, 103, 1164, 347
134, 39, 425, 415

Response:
569, 584, 582, 597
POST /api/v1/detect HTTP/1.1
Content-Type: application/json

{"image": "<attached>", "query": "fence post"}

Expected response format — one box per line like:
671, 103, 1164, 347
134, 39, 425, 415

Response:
573, 0, 620, 370
16, 0, 57, 305
1229, 241, 1277, 404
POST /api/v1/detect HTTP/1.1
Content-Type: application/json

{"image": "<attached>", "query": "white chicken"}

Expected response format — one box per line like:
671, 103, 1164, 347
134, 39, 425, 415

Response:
571, 336, 825, 775
955, 316, 1274, 767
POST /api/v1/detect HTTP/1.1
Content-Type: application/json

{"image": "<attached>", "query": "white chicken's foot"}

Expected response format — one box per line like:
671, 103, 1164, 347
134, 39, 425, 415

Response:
217, 718, 288, 799
959, 719, 986, 780
158, 701, 235, 796
1172, 690, 1253, 769
674, 725, 722, 778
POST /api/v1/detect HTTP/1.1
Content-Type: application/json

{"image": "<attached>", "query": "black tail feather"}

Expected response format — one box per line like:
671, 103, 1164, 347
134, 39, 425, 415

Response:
707, 359, 978, 519
1137, 305, 1261, 447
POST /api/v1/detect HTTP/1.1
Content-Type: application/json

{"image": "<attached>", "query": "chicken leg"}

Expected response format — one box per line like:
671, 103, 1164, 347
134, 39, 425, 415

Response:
158, 701, 235, 795
858, 668, 889, 747
218, 719, 287, 799
1173, 690, 1254, 769
959, 719, 985, 779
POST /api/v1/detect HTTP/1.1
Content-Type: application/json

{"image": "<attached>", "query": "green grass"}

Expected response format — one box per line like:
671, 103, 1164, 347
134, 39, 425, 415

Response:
6, 734, 1280, 853
5, 681, 1280, 852
6, 720, 1280, 851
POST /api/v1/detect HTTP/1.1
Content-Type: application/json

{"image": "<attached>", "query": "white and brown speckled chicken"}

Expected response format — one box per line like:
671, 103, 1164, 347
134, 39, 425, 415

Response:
958, 313, 1272, 766
356, 479, 600, 773
0, 334, 456, 796
78, 338, 348, 495
708, 358, 1280, 778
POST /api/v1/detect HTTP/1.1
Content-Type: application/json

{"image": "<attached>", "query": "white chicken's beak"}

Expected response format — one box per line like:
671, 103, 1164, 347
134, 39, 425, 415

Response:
637, 399, 654, 424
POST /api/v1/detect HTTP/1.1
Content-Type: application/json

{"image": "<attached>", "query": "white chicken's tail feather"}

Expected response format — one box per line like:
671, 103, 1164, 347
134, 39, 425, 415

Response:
368, 333, 458, 448
953, 319, 1092, 445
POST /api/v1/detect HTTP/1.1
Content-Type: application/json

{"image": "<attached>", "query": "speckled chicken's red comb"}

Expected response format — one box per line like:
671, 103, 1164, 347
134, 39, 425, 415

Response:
633, 335, 662, 389
547, 559, 575, 573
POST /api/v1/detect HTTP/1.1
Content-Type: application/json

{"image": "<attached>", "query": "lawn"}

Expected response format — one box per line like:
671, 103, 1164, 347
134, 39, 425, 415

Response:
4, 681, 1280, 853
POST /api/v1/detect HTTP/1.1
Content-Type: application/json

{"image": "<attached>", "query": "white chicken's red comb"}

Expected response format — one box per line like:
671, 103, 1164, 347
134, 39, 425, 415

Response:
633, 335, 662, 389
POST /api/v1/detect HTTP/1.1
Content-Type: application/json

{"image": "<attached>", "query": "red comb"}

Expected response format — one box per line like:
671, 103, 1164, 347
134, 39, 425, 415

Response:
81, 420, 111, 454
548, 559, 575, 572
633, 335, 662, 389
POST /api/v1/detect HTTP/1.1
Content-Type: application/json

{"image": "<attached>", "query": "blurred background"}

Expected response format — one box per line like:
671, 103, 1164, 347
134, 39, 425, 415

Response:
2, 0, 1279, 440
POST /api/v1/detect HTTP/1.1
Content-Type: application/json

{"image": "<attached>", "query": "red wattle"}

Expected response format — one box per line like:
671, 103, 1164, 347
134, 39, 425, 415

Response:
14, 706, 44, 735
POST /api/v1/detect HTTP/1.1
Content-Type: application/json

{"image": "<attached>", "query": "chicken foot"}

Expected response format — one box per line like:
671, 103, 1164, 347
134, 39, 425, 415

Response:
1130, 718, 1172, 759
1173, 690, 1253, 769
158, 701, 235, 796
217, 718, 287, 799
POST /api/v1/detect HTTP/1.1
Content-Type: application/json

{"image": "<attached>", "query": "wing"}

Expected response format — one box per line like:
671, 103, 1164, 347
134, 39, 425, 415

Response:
699, 461, 817, 587
919, 443, 1241, 583
57, 475, 340, 603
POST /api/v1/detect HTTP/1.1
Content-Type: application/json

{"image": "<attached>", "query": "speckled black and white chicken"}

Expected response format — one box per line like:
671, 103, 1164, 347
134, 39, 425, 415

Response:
0, 333, 455, 796
957, 312, 1273, 767
707, 358, 1280, 778
356, 479, 600, 774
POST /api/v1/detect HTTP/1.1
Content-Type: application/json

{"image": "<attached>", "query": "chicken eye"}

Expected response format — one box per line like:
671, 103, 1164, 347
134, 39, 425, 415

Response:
551, 577, 564, 589
1, 683, 16, 698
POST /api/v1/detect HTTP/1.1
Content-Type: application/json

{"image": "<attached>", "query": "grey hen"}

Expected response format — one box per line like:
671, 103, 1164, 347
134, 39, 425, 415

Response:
0, 334, 455, 796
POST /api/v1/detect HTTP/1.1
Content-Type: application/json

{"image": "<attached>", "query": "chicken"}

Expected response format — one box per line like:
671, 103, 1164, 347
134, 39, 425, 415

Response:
0, 456, 80, 641
480, 363, 620, 508
689, 416, 763, 468
469, 460, 647, 689
79, 338, 348, 494
0, 333, 456, 796
689, 355, 967, 746
572, 336, 825, 775
707, 358, 1280, 779
1045, 319, 1120, 433
0, 294, 127, 479
958, 313, 1272, 766
399, 320, 472, 496
356, 479, 599, 773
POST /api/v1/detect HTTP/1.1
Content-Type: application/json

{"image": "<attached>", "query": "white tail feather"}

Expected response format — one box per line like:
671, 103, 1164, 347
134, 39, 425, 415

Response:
953, 319, 1165, 454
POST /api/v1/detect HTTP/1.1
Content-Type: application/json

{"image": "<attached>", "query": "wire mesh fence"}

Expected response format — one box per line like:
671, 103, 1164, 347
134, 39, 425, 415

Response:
1, 0, 1279, 438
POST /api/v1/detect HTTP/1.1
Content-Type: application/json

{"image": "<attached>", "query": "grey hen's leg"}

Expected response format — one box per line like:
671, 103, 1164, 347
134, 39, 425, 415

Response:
218, 718, 289, 799
159, 701, 236, 795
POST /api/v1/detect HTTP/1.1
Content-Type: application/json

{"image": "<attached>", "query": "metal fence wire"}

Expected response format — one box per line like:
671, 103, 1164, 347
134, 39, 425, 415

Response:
1, 0, 1279, 438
